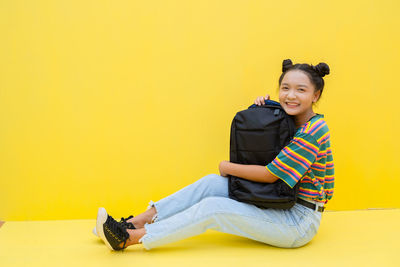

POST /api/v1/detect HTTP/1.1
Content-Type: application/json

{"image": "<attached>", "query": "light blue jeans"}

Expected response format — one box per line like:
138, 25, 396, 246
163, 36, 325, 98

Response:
138, 173, 322, 249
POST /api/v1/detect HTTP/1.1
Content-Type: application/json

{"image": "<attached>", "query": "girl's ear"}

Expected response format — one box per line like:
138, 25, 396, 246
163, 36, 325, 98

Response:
313, 90, 321, 103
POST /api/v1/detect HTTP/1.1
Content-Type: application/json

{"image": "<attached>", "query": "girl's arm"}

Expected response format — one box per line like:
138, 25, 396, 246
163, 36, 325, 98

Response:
219, 161, 279, 183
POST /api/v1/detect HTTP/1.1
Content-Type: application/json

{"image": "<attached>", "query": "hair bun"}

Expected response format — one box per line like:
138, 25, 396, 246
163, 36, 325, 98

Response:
312, 63, 330, 77
282, 59, 293, 72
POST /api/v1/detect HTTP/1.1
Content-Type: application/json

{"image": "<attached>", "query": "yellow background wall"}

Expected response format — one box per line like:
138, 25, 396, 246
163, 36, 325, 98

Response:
1, 0, 399, 221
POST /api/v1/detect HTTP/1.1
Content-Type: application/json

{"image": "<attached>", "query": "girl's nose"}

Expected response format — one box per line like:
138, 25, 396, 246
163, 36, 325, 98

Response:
287, 90, 296, 99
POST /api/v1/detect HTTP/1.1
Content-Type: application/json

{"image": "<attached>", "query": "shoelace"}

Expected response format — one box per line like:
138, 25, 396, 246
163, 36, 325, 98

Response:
120, 215, 135, 229
107, 215, 130, 248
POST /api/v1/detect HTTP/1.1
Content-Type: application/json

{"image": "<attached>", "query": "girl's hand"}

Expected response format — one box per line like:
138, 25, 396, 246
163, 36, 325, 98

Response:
254, 94, 270, 106
219, 160, 229, 177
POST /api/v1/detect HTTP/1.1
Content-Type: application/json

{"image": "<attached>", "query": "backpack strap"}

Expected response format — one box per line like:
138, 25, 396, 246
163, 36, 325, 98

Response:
247, 99, 282, 109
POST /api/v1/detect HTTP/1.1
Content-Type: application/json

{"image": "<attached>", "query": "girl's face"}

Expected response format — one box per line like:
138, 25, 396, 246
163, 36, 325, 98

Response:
279, 70, 321, 116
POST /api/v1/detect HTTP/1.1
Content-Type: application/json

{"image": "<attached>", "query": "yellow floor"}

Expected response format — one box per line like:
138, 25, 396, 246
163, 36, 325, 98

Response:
1, 209, 399, 267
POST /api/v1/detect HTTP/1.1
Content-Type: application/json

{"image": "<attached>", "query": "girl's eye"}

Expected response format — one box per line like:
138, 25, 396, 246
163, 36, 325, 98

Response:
298, 89, 305, 92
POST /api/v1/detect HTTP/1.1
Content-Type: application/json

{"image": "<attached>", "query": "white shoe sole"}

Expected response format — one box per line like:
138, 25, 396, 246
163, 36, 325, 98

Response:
96, 207, 114, 251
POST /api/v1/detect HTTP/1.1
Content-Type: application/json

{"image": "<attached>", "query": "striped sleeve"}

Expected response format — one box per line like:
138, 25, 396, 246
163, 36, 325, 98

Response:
266, 132, 320, 188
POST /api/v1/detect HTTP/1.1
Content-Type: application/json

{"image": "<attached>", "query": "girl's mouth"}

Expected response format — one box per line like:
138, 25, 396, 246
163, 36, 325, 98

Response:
286, 102, 299, 108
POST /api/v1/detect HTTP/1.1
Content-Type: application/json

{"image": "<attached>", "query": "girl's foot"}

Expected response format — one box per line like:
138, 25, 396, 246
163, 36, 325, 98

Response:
96, 207, 131, 251
93, 215, 136, 238
93, 206, 157, 238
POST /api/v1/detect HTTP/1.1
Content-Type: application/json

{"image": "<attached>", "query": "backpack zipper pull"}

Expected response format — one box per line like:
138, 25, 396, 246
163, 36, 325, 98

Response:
274, 109, 280, 116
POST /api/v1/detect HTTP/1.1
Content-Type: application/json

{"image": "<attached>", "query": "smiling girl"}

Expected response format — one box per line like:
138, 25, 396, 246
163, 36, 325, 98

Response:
95, 59, 334, 251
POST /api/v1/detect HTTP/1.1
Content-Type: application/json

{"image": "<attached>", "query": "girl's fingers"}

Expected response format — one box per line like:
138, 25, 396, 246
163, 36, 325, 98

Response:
255, 95, 270, 105
255, 95, 270, 106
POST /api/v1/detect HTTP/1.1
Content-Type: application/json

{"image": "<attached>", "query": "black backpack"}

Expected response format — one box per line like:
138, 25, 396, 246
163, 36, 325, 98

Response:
227, 99, 300, 209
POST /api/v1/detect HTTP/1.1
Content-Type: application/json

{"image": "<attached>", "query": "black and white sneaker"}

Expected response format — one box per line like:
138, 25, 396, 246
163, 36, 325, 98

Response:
96, 207, 131, 251
93, 215, 135, 238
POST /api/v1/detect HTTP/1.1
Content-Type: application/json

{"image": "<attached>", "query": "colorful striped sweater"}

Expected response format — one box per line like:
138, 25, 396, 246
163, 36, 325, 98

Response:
265, 114, 334, 204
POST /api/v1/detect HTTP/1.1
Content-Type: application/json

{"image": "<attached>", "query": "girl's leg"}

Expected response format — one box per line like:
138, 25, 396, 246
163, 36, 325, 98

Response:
123, 196, 321, 250
128, 173, 229, 228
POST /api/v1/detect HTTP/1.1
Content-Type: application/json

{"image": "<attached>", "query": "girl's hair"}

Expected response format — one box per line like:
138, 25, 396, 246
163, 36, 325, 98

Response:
278, 59, 330, 103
